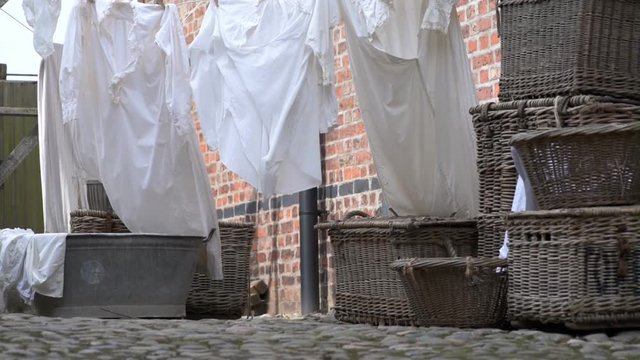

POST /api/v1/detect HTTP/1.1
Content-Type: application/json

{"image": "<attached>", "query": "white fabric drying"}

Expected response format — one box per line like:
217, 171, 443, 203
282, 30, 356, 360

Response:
39, 44, 88, 233
20, 232, 67, 302
499, 148, 538, 259
0, 228, 66, 311
341, 0, 479, 217
190, 0, 339, 197
22, 0, 61, 58
60, 1, 222, 279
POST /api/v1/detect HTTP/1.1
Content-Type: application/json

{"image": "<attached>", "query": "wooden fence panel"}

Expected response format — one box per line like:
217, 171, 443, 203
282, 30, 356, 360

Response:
0, 80, 43, 231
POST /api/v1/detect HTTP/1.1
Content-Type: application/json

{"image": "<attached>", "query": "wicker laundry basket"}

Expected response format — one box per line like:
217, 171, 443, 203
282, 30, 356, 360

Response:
506, 206, 640, 330
471, 96, 640, 214
316, 211, 478, 326
510, 123, 640, 210
186, 222, 254, 319
498, 0, 640, 101
391, 255, 508, 328
70, 209, 130, 233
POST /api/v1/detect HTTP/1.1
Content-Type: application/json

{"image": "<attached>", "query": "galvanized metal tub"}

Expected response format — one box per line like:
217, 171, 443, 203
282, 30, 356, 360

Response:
34, 233, 202, 318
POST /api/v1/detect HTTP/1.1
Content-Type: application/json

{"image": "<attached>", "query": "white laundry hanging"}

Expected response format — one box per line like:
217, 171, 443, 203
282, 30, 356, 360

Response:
22, 0, 61, 58
60, 0, 222, 279
341, 0, 479, 217
38, 44, 88, 233
190, 0, 339, 197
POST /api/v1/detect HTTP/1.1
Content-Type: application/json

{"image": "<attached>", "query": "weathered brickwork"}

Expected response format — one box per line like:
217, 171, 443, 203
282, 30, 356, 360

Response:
172, 0, 500, 315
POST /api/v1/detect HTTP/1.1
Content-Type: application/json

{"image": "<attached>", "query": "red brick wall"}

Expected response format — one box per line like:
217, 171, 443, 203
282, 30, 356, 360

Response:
172, 0, 500, 315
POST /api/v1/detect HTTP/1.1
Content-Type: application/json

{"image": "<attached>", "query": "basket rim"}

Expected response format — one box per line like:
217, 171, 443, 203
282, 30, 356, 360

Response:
506, 206, 640, 220
390, 257, 507, 270
316, 217, 477, 230
509, 122, 640, 145
469, 95, 640, 115
71, 209, 121, 218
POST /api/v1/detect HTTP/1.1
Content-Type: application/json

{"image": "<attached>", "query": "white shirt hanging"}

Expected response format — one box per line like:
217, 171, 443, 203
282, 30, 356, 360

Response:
190, 0, 339, 197
60, 0, 222, 279
341, 0, 479, 217
38, 44, 88, 233
22, 0, 61, 58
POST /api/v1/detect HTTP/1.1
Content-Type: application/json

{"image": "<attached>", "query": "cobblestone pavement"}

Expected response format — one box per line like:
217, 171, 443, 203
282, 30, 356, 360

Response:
0, 313, 639, 359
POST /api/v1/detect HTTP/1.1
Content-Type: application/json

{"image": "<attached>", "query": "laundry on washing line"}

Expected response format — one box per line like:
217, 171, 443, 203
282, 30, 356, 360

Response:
340, 0, 479, 217
58, 0, 222, 278
190, 0, 340, 198
26, 0, 481, 222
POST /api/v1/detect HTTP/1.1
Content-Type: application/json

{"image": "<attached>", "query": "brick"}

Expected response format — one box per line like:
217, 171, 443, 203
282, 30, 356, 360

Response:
467, 39, 477, 53
479, 35, 489, 50
478, 16, 493, 32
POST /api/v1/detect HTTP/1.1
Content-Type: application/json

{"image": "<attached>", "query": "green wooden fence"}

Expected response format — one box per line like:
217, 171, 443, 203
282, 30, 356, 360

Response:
0, 75, 43, 232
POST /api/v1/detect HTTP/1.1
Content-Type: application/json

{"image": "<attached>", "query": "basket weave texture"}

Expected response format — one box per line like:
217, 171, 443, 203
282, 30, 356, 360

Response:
506, 206, 640, 330
70, 209, 129, 233
510, 123, 640, 210
186, 222, 254, 319
499, 0, 640, 101
391, 257, 508, 328
316, 212, 478, 326
477, 213, 506, 258
470, 96, 640, 214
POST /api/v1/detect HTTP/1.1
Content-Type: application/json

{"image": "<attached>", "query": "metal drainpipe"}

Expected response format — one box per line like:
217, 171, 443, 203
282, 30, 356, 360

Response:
299, 187, 319, 315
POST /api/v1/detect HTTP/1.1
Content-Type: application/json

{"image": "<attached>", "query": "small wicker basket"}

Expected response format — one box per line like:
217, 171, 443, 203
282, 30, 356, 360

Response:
316, 211, 478, 326
507, 206, 640, 330
186, 222, 254, 319
510, 123, 640, 210
391, 255, 508, 328
70, 209, 129, 233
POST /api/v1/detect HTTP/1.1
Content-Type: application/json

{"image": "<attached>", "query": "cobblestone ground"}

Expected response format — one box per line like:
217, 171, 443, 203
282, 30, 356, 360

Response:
0, 313, 639, 359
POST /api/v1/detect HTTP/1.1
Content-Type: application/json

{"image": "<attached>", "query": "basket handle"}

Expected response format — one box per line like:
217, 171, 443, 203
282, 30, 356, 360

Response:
442, 238, 458, 258
343, 210, 370, 220
104, 212, 113, 233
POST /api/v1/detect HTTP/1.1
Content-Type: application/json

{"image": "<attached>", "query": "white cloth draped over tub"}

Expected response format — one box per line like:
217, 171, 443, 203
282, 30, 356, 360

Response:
0, 229, 66, 312
22, 0, 61, 58
190, 0, 339, 197
341, 0, 479, 217
60, 1, 222, 279
38, 44, 88, 233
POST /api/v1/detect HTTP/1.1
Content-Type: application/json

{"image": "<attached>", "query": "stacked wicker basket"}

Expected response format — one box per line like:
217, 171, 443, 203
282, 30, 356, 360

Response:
471, 0, 640, 330
70, 182, 254, 319
318, 209, 509, 327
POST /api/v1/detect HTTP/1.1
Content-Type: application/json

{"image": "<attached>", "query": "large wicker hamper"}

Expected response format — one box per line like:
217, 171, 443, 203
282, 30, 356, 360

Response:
506, 206, 640, 330
471, 96, 640, 215
316, 211, 477, 326
498, 0, 640, 101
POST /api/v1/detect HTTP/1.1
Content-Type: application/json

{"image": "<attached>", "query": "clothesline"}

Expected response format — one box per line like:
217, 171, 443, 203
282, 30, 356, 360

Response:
0, 7, 33, 33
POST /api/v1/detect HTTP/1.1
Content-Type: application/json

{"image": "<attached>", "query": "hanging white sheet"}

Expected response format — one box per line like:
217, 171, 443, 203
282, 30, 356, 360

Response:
60, 1, 222, 279
341, 0, 479, 217
22, 0, 61, 58
38, 44, 88, 233
190, 0, 339, 197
